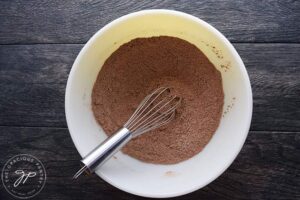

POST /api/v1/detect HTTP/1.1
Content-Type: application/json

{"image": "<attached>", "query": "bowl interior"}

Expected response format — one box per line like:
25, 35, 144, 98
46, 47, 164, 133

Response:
65, 10, 252, 198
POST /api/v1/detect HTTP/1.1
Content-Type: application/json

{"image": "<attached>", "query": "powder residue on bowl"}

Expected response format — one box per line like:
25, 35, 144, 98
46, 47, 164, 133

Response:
92, 36, 224, 164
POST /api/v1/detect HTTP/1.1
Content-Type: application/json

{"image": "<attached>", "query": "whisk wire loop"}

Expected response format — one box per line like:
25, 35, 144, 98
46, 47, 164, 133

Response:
124, 87, 168, 129
124, 87, 181, 137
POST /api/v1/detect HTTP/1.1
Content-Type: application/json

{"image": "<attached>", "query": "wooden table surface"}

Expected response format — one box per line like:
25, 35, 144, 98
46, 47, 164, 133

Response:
0, 1, 299, 199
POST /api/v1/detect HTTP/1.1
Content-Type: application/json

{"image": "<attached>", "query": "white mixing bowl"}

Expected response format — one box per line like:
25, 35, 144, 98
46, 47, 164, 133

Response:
65, 9, 252, 198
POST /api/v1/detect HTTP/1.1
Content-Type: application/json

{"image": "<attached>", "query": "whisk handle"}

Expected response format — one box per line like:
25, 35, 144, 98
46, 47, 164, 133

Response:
81, 127, 132, 173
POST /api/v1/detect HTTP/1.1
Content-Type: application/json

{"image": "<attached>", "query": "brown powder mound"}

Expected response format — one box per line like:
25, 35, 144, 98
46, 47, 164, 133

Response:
92, 36, 224, 164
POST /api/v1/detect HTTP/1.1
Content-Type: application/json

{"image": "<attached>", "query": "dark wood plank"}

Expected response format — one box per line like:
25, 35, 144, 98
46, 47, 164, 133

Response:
0, 44, 79, 128
0, 127, 299, 199
0, 0, 299, 44
235, 43, 300, 131
0, 44, 299, 131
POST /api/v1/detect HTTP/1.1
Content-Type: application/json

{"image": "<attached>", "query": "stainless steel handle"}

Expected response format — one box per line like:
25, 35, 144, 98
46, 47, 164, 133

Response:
81, 127, 132, 173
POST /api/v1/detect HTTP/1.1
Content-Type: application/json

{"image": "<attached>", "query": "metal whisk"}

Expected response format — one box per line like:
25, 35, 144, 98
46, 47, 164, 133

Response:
73, 87, 181, 179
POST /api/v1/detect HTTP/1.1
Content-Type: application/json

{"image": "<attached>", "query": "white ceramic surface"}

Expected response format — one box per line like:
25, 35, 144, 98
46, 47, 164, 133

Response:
65, 10, 252, 198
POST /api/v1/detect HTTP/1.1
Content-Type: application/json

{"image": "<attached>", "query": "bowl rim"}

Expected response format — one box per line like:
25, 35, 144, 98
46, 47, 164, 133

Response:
65, 9, 253, 198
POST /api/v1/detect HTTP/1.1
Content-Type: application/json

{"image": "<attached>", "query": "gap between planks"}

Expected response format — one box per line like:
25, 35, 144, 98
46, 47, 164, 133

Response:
1, 42, 300, 46
0, 125, 299, 133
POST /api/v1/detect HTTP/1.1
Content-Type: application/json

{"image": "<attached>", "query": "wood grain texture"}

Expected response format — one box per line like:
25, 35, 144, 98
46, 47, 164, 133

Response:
0, 44, 78, 128
0, 44, 299, 131
0, 0, 299, 44
236, 43, 300, 131
0, 127, 299, 200
0, 1, 299, 199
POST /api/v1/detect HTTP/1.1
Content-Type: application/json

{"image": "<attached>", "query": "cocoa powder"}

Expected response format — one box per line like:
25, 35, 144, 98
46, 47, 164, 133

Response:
92, 36, 224, 164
